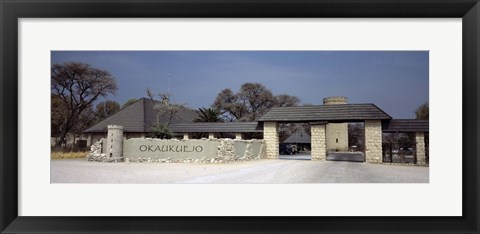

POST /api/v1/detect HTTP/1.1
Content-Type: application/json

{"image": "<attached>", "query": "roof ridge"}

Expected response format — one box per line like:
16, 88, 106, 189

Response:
84, 97, 146, 133
258, 103, 392, 122
271, 103, 377, 108
370, 103, 393, 119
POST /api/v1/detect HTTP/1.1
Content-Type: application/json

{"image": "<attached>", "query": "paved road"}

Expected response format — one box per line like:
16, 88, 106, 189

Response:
51, 158, 429, 184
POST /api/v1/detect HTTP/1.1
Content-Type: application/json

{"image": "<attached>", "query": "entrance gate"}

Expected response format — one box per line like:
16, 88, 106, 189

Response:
170, 103, 429, 166
258, 103, 392, 163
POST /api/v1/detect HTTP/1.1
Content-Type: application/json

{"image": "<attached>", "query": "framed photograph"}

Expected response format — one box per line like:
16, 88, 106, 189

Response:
1, 0, 478, 233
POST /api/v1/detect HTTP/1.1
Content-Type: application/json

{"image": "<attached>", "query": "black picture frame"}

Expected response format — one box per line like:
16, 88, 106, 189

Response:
1, 0, 478, 233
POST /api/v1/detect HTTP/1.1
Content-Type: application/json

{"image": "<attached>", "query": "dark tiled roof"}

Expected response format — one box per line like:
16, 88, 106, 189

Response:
383, 119, 429, 133
283, 129, 311, 144
258, 104, 392, 122
170, 122, 263, 133
84, 98, 198, 133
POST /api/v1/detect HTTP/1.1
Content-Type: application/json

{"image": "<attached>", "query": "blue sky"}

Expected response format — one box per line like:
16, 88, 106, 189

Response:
51, 51, 428, 119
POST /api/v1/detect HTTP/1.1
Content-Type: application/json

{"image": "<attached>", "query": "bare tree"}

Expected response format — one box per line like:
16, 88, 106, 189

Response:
51, 62, 118, 147
146, 88, 156, 100
146, 91, 192, 139
212, 88, 244, 121
275, 94, 300, 107
213, 82, 300, 121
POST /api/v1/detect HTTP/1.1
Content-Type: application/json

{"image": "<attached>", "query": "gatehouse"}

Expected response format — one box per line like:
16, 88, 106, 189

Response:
87, 97, 428, 166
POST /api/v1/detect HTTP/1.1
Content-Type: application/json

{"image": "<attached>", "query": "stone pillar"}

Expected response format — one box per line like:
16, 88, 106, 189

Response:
235, 132, 243, 140
106, 125, 124, 158
364, 120, 382, 163
311, 123, 327, 160
208, 132, 215, 139
264, 121, 279, 159
325, 123, 349, 152
415, 132, 426, 166
323, 97, 349, 152
183, 133, 190, 140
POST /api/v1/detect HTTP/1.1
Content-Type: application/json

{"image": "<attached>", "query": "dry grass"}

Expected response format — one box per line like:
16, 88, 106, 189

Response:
51, 151, 87, 160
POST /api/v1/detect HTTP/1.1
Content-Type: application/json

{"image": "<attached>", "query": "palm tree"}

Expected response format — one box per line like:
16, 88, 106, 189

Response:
193, 108, 222, 138
194, 107, 222, 122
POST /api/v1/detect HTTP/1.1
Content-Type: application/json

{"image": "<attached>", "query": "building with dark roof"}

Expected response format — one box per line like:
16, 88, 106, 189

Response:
257, 103, 392, 122
283, 129, 311, 144
383, 119, 429, 133
84, 97, 198, 144
84, 95, 429, 165
282, 128, 311, 152
170, 122, 263, 140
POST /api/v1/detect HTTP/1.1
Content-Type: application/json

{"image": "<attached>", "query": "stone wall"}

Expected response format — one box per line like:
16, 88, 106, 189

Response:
264, 121, 279, 159
88, 133, 106, 147
364, 120, 382, 163
120, 138, 266, 163
311, 124, 326, 160
323, 96, 348, 105
86, 139, 107, 162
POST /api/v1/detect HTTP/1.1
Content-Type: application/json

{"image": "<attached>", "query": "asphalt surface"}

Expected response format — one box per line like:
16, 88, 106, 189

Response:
51, 158, 429, 184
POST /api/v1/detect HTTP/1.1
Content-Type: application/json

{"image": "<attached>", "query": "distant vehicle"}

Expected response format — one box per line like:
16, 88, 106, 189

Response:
291, 144, 298, 154
350, 145, 358, 151
279, 144, 293, 155
400, 147, 413, 155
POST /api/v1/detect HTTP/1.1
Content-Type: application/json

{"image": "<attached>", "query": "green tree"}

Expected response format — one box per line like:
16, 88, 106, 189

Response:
150, 123, 173, 139
51, 62, 118, 147
193, 107, 222, 138
51, 94, 67, 138
415, 102, 429, 120
51, 94, 95, 148
94, 100, 120, 122
398, 133, 415, 148
122, 98, 138, 109
194, 107, 222, 122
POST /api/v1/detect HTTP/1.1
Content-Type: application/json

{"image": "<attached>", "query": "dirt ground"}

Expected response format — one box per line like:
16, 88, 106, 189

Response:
50, 158, 429, 184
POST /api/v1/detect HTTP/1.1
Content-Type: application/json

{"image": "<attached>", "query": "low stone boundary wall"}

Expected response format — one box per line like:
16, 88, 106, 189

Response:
88, 138, 266, 163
